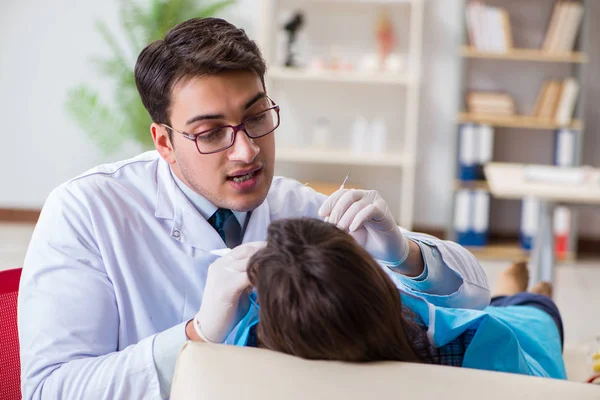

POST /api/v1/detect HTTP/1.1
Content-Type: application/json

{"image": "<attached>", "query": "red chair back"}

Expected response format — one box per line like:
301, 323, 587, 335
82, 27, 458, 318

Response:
0, 268, 23, 400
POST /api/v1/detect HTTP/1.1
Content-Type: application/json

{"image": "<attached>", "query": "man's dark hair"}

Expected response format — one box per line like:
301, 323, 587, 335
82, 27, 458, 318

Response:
248, 218, 434, 364
134, 17, 267, 135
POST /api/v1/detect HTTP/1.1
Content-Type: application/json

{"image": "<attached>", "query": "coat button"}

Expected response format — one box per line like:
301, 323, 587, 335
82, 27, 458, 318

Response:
172, 230, 181, 239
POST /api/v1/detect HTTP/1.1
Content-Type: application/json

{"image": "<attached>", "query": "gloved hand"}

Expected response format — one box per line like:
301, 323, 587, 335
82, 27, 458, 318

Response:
194, 242, 266, 343
318, 189, 409, 265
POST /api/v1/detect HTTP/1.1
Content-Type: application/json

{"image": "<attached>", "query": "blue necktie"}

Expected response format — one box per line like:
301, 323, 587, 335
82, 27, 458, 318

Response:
208, 208, 241, 247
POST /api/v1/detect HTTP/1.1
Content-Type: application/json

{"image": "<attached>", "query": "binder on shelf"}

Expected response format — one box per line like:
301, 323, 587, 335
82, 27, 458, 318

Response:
472, 190, 490, 246
454, 189, 490, 247
520, 196, 540, 251
553, 206, 571, 258
457, 124, 478, 180
457, 123, 494, 181
554, 128, 578, 167
477, 124, 494, 179
454, 190, 471, 245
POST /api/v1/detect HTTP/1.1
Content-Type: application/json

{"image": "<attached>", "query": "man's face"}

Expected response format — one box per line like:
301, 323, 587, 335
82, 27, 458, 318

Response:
152, 71, 276, 212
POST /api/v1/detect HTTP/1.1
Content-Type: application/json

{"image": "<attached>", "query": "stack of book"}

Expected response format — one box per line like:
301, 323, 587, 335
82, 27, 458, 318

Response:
466, 1, 583, 54
466, 92, 516, 116
542, 1, 584, 53
531, 77, 579, 125
465, 1, 512, 53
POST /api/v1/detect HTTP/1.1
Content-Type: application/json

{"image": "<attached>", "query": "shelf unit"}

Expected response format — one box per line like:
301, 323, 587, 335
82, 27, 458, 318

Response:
276, 148, 412, 167
268, 66, 416, 85
258, 0, 424, 229
457, 113, 583, 130
449, 0, 590, 261
460, 46, 588, 63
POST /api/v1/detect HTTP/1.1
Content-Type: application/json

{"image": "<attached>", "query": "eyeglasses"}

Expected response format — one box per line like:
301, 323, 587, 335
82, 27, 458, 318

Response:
161, 98, 280, 155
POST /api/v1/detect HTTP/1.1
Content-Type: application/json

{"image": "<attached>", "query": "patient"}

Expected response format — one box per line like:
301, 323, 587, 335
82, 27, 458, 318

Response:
245, 218, 566, 378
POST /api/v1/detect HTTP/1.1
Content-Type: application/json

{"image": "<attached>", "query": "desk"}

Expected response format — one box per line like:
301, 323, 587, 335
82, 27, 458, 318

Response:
484, 163, 600, 285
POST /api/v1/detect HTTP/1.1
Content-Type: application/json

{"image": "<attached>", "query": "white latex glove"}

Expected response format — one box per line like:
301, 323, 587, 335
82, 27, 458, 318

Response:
194, 241, 266, 343
318, 189, 409, 265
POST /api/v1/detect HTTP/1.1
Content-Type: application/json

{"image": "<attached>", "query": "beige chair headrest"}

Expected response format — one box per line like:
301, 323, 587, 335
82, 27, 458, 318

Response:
171, 342, 598, 400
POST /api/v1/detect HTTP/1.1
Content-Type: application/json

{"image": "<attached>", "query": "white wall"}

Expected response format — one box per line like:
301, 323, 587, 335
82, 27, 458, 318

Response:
0, 0, 258, 209
1, 0, 138, 208
414, 0, 464, 228
1, 0, 599, 237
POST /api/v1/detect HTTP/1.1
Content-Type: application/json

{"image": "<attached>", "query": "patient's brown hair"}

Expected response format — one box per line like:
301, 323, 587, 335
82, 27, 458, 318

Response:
247, 218, 433, 363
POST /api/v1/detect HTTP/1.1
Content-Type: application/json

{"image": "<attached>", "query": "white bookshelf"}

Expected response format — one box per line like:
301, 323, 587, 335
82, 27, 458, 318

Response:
269, 66, 416, 85
304, 0, 417, 5
277, 148, 413, 167
450, 0, 590, 260
258, 0, 424, 229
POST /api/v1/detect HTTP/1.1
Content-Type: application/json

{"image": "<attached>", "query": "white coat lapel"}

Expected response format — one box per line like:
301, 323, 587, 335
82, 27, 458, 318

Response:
154, 158, 177, 221
182, 199, 270, 250
155, 159, 225, 251
177, 204, 224, 250
154, 158, 271, 250
241, 199, 270, 244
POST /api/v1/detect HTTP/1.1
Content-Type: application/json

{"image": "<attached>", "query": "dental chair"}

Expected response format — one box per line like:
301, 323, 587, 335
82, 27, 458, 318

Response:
170, 342, 599, 400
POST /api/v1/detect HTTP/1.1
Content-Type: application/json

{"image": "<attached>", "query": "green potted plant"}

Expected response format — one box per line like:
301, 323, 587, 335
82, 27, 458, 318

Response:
66, 0, 234, 152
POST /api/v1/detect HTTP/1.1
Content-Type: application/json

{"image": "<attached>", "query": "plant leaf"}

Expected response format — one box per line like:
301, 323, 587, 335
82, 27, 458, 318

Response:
95, 20, 131, 66
66, 0, 236, 153
65, 86, 128, 153
194, 0, 235, 18
119, 0, 148, 54
90, 56, 132, 83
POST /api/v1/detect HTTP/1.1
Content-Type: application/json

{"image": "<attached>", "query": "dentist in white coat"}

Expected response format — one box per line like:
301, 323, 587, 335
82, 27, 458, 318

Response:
18, 17, 490, 400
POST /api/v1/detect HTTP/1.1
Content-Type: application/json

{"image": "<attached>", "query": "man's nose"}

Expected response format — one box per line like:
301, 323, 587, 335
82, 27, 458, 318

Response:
228, 130, 259, 163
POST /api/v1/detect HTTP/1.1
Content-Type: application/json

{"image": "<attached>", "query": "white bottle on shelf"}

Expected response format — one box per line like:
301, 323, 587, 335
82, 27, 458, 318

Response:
384, 53, 407, 74
350, 116, 369, 154
311, 117, 331, 149
370, 117, 388, 154
520, 196, 540, 250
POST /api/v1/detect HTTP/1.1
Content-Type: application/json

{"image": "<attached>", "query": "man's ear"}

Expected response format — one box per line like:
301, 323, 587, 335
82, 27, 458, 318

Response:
151, 123, 176, 164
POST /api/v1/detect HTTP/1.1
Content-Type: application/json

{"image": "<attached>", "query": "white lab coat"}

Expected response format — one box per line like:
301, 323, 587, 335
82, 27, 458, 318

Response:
18, 151, 490, 399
